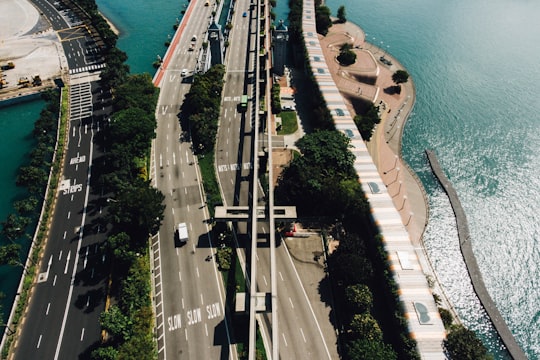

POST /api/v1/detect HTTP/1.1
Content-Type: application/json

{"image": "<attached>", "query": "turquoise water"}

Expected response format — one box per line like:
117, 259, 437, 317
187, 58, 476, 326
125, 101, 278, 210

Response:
96, 0, 189, 75
0, 99, 44, 324
80, 0, 540, 358
322, 0, 539, 358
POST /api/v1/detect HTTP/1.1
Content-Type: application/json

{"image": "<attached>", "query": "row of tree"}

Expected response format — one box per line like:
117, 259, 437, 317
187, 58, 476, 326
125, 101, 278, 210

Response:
70, 3, 162, 357
0, 89, 60, 277
180, 64, 225, 153
278, 5, 420, 359
91, 70, 163, 359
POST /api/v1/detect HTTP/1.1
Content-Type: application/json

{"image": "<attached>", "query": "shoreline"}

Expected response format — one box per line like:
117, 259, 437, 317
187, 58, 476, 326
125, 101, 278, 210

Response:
318, 20, 462, 322
99, 10, 120, 36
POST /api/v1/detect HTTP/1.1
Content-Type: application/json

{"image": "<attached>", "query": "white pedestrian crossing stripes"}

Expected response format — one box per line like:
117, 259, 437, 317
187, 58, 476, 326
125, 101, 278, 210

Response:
69, 63, 106, 75
217, 162, 253, 172
69, 82, 93, 121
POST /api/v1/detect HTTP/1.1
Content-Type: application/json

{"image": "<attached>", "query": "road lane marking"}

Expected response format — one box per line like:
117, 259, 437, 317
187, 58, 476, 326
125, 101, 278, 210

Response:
205, 323, 208, 337
196, 267, 200, 278
64, 251, 71, 274
289, 297, 294, 309
53, 275, 57, 286
80, 328, 85, 341
282, 333, 288, 347
178, 271, 182, 282
300, 328, 306, 343
279, 272, 284, 281
84, 247, 89, 269
263, 275, 267, 286
46, 303, 51, 315
67, 211, 71, 219
37, 335, 42, 348
71, 194, 74, 201
63, 231, 66, 239
182, 298, 185, 309
59, 250, 63, 260
201, 293, 204, 304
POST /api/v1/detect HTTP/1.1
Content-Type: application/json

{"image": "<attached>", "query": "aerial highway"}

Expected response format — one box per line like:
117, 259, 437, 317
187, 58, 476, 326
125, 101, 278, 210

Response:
13, 74, 112, 359
215, 0, 335, 358
151, 1, 233, 359
12, 1, 111, 358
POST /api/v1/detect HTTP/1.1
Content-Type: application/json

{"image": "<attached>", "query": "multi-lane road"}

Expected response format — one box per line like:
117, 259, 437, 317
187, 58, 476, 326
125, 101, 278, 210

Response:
151, 1, 234, 359
12, 0, 338, 358
12, 1, 111, 359
215, 0, 335, 359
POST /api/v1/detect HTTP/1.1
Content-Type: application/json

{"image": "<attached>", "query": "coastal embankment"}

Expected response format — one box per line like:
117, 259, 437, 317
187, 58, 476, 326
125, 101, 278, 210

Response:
426, 149, 527, 360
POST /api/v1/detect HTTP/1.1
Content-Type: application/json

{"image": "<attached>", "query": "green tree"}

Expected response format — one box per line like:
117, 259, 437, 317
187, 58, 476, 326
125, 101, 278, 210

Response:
0, 244, 24, 269
315, 5, 332, 35
337, 47, 356, 66
104, 232, 137, 265
113, 73, 159, 114
349, 313, 383, 342
444, 324, 493, 360
392, 70, 410, 85
276, 131, 363, 217
337, 5, 346, 23
439, 307, 454, 329
16, 166, 48, 195
1, 214, 31, 242
107, 180, 165, 242
346, 338, 397, 360
13, 196, 39, 215
108, 107, 157, 159
91, 346, 118, 360
118, 257, 151, 317
100, 305, 131, 341
345, 284, 373, 313
353, 103, 381, 141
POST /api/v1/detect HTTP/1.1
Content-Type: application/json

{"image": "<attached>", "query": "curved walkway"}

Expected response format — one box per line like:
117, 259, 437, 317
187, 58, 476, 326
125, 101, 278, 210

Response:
426, 150, 527, 360
301, 1, 446, 358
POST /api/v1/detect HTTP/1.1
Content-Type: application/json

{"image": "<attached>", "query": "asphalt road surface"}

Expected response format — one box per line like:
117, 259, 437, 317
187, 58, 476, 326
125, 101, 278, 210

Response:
215, 2, 335, 359
13, 74, 112, 360
151, 1, 233, 359
13, 3, 112, 359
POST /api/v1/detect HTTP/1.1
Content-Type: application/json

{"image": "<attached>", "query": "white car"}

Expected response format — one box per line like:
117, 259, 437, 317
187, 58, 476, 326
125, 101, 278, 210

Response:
181, 69, 188, 77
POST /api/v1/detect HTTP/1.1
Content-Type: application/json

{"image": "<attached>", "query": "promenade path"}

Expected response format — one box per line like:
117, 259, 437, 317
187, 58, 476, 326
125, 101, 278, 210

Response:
301, 1, 447, 358
426, 150, 527, 360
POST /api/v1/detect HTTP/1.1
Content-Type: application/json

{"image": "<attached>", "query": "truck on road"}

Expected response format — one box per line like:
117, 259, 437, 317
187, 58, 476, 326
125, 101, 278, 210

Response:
176, 222, 189, 245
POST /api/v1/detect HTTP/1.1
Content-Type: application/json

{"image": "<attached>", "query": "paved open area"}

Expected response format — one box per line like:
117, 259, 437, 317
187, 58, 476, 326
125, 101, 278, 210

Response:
0, 0, 66, 99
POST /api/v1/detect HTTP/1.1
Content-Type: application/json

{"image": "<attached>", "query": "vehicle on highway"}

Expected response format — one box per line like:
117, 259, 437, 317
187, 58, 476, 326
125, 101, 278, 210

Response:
242, 11, 247, 17
191, 35, 197, 42
205, 0, 210, 6
181, 69, 188, 77
240, 94, 248, 111
176, 222, 189, 245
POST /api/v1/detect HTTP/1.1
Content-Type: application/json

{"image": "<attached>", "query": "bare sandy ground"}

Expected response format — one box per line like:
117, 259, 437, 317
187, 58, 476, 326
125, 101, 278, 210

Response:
0, 0, 66, 97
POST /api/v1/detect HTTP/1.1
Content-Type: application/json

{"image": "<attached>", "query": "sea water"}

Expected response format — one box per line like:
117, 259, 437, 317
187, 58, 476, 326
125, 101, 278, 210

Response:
0, 99, 44, 324
323, 0, 540, 358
